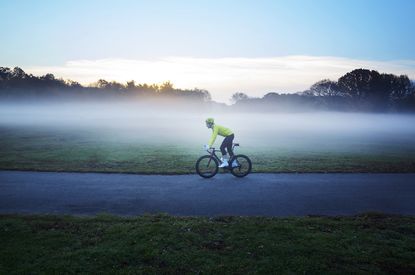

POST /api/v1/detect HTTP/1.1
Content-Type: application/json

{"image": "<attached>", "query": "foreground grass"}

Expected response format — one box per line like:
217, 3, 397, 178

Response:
0, 213, 414, 274
1, 126, 415, 173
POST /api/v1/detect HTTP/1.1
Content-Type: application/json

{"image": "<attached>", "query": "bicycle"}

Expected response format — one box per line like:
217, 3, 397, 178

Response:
196, 143, 252, 178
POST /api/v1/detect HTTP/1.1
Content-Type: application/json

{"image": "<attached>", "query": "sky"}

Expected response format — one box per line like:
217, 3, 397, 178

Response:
1, 0, 415, 102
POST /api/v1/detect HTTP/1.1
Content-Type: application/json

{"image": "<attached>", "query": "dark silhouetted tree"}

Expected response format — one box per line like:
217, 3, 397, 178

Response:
159, 81, 174, 93
231, 92, 249, 103
305, 79, 341, 97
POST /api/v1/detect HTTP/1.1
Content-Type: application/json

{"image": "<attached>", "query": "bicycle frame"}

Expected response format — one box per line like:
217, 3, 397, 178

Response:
205, 148, 222, 165
205, 144, 238, 167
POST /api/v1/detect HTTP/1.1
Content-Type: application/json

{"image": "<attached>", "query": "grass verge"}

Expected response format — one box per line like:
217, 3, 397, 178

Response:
1, 213, 415, 274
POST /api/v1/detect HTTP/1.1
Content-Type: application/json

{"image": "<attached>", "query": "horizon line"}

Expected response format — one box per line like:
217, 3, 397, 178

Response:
6, 55, 415, 103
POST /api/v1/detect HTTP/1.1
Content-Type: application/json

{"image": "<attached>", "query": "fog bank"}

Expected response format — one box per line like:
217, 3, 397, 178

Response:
1, 101, 414, 154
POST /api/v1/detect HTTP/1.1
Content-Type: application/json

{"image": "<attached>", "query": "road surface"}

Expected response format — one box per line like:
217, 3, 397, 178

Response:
1, 171, 414, 216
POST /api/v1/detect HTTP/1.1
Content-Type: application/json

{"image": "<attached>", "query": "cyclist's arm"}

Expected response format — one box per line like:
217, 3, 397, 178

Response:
208, 126, 218, 147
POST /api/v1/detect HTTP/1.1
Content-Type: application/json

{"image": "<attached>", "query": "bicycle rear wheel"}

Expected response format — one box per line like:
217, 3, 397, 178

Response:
230, 154, 252, 177
196, 155, 219, 178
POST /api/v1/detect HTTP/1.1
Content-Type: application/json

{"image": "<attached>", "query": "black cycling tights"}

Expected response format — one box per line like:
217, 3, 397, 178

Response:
220, 134, 234, 156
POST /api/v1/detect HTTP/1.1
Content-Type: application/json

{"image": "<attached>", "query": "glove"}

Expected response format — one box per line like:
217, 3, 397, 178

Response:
204, 144, 210, 150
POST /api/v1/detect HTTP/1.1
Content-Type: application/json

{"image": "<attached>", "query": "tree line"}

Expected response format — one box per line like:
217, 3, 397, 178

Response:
1, 66, 415, 112
0, 67, 211, 102
232, 69, 415, 112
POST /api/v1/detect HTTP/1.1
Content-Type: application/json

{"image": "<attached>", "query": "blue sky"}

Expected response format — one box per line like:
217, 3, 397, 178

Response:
1, 0, 415, 101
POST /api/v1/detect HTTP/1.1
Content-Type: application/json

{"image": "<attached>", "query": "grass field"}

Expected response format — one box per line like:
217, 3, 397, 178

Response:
1, 213, 414, 274
1, 125, 415, 174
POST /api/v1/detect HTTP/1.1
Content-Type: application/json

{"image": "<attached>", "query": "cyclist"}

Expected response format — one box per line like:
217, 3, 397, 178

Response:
204, 118, 234, 168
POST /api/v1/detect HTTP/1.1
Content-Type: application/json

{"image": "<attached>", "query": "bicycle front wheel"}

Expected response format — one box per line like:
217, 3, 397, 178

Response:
196, 155, 219, 178
230, 154, 252, 177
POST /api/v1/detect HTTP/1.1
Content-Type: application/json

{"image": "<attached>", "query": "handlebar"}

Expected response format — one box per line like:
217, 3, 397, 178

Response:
206, 148, 215, 153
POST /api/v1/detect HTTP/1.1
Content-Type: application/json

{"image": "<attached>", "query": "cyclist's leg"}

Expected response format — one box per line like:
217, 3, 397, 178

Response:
219, 135, 232, 167
226, 134, 235, 157
220, 138, 228, 156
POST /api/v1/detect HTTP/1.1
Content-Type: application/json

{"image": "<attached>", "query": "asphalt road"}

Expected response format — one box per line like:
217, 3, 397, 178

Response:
1, 171, 414, 216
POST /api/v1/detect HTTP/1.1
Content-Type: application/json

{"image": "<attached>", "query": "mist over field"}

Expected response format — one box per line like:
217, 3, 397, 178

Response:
1, 101, 415, 155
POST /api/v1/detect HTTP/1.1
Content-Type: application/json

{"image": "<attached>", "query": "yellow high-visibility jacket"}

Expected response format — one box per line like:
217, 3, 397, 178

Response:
208, 124, 233, 147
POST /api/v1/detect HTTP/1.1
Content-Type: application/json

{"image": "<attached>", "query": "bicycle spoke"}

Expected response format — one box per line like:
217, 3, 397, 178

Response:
230, 155, 251, 177
196, 155, 218, 178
